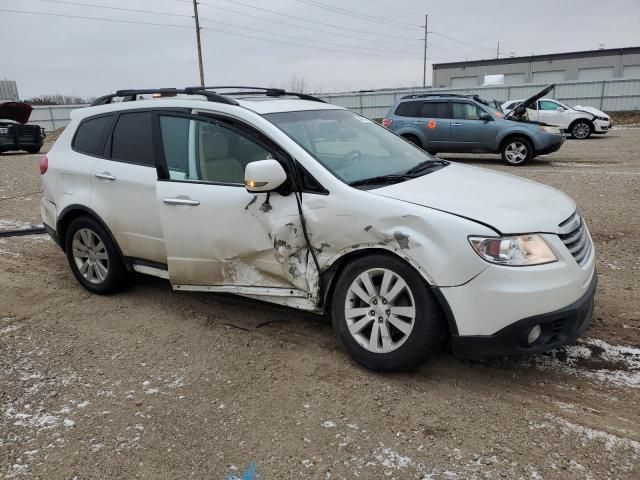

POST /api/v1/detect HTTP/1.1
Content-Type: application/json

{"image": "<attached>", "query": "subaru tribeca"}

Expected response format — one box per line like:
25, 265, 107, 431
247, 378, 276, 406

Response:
39, 87, 596, 371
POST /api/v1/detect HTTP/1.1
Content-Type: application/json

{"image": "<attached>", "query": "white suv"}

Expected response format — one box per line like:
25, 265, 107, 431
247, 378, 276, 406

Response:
502, 96, 610, 139
40, 87, 597, 371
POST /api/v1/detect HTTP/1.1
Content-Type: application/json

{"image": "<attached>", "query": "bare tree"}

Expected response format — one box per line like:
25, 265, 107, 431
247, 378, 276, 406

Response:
24, 94, 91, 105
285, 74, 307, 93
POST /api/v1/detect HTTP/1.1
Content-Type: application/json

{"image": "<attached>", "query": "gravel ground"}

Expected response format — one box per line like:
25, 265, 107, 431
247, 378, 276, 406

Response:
1, 128, 639, 479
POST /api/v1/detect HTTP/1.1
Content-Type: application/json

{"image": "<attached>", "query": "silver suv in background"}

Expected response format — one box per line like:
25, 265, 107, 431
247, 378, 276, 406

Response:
383, 85, 565, 166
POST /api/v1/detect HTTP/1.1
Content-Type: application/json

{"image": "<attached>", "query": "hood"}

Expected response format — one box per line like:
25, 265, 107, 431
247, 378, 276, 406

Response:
506, 84, 554, 119
573, 105, 608, 118
372, 163, 575, 234
0, 102, 33, 124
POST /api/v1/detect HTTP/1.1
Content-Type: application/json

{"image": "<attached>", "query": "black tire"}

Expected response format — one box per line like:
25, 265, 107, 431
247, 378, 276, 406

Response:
402, 134, 422, 148
64, 216, 128, 294
26, 147, 41, 154
500, 136, 533, 166
570, 120, 592, 139
331, 253, 447, 372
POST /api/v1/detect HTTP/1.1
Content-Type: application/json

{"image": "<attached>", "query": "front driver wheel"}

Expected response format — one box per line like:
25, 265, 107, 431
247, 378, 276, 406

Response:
570, 120, 592, 139
65, 216, 128, 294
331, 254, 446, 372
501, 137, 533, 166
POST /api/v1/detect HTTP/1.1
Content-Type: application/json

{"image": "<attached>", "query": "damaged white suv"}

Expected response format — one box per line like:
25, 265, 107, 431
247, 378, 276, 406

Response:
40, 87, 597, 371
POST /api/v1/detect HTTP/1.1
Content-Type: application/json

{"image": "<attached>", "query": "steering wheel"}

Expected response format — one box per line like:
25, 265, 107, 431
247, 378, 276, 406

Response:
339, 149, 363, 169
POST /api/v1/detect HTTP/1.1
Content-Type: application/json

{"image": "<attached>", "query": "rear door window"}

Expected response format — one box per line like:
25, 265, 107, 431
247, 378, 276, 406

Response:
110, 111, 155, 166
394, 101, 421, 117
72, 115, 114, 156
418, 101, 449, 119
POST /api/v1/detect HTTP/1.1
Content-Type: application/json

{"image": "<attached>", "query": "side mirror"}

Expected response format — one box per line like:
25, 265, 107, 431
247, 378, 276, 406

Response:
479, 111, 493, 121
244, 159, 287, 192
555, 106, 565, 111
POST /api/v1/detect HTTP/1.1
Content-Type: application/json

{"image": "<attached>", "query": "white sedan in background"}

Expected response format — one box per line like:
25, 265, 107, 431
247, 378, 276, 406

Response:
502, 98, 611, 139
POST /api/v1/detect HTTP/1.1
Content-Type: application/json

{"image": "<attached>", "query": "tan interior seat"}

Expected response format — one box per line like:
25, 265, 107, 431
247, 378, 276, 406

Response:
200, 132, 244, 183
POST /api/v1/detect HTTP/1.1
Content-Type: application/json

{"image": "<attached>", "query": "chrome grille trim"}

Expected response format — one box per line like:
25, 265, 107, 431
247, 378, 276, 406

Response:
558, 211, 592, 266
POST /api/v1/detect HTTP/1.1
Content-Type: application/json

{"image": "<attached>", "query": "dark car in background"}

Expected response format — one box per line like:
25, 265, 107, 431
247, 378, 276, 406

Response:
0, 102, 45, 154
382, 85, 565, 166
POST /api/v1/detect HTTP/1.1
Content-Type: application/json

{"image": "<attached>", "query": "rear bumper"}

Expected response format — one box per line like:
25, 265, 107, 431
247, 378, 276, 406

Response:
451, 272, 597, 358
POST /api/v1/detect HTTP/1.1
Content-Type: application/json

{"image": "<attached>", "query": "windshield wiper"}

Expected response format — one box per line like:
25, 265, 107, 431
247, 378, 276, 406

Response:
402, 159, 449, 176
349, 174, 412, 187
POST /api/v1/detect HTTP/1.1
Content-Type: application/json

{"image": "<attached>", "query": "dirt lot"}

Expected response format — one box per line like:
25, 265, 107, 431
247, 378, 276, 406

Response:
1, 128, 639, 479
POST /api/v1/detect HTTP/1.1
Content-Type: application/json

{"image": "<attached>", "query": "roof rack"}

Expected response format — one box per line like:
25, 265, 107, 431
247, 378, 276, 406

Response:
400, 93, 478, 100
186, 86, 326, 103
90, 88, 239, 107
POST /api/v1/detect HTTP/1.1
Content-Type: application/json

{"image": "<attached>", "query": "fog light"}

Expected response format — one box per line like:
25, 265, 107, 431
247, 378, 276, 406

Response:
527, 324, 542, 344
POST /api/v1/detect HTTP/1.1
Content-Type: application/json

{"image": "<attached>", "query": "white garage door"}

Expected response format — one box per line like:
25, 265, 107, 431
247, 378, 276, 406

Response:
532, 70, 565, 83
577, 66, 615, 81
451, 76, 479, 88
622, 65, 640, 78
503, 73, 525, 85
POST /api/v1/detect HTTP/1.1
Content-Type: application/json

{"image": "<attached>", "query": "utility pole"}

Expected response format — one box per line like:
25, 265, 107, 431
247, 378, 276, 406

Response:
496, 41, 500, 59
422, 14, 428, 88
192, 0, 205, 87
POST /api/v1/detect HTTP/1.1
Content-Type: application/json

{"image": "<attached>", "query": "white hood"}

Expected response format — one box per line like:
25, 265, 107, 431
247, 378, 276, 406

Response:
372, 163, 576, 234
573, 105, 608, 119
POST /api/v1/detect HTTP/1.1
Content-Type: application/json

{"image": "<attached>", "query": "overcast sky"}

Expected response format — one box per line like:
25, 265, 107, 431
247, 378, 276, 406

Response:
2, 0, 640, 99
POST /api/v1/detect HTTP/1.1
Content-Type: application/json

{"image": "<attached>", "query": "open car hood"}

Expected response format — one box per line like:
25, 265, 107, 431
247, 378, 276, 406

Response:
505, 84, 555, 119
0, 102, 33, 124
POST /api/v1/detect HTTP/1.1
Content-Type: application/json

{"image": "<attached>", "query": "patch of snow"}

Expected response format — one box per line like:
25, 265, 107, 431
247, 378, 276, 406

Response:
373, 443, 413, 470
546, 413, 640, 453
529, 338, 640, 389
321, 420, 336, 428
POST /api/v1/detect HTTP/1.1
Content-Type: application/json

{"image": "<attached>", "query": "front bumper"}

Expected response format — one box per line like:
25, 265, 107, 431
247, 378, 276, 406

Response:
536, 136, 565, 155
451, 272, 596, 358
593, 119, 610, 133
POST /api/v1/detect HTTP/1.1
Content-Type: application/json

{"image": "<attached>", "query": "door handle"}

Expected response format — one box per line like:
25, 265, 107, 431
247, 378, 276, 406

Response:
163, 197, 200, 206
451, 122, 462, 126
95, 172, 116, 181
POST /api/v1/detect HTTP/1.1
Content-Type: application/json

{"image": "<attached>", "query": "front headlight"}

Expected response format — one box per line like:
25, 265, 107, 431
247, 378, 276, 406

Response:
596, 115, 609, 121
0, 127, 8, 135
469, 235, 557, 266
539, 125, 562, 134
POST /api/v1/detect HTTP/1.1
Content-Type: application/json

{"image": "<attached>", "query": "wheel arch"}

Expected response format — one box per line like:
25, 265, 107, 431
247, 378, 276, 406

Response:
569, 117, 594, 132
319, 246, 458, 336
57, 205, 126, 263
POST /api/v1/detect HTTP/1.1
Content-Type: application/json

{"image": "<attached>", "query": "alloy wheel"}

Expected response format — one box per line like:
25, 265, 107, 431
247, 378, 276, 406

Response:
505, 141, 528, 164
344, 268, 416, 353
72, 228, 109, 284
573, 122, 590, 139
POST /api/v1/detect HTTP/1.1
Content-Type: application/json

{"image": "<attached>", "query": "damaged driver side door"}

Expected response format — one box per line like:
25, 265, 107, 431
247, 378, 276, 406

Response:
154, 112, 316, 303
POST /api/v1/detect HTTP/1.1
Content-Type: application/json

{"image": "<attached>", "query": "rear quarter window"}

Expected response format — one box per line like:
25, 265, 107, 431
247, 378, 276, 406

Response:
72, 115, 114, 156
394, 101, 421, 117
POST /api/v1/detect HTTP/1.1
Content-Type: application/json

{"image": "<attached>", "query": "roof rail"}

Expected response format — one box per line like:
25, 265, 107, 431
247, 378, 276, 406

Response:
90, 88, 239, 107
186, 86, 326, 103
400, 93, 474, 100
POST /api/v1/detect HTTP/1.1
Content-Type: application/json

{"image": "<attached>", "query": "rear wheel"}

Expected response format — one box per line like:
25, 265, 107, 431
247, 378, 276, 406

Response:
570, 120, 592, 139
331, 254, 446, 372
501, 136, 533, 166
64, 216, 127, 294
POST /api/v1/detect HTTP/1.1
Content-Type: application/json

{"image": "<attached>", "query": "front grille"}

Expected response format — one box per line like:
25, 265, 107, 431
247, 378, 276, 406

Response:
558, 212, 592, 266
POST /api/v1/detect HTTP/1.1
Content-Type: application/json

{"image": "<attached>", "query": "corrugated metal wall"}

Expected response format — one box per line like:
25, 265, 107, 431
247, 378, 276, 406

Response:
317, 79, 640, 118
27, 105, 87, 132
0, 80, 19, 101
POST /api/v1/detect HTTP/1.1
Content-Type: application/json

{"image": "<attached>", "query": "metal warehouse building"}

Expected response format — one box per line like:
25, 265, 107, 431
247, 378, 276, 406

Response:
433, 47, 640, 88
0, 80, 19, 101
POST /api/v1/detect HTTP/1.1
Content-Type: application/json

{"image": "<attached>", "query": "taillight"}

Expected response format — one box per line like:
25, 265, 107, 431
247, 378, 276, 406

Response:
39, 155, 48, 175
382, 118, 393, 128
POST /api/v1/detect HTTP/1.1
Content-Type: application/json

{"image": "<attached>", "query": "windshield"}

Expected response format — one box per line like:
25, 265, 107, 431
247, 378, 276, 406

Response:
264, 109, 444, 184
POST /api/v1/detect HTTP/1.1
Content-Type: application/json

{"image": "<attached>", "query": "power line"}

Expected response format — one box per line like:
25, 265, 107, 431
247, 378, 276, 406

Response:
430, 31, 496, 52
0, 7, 420, 61
0, 8, 192, 28
189, 0, 423, 42
197, 16, 414, 55
190, 1, 418, 49
292, 0, 422, 29
28, 0, 192, 18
